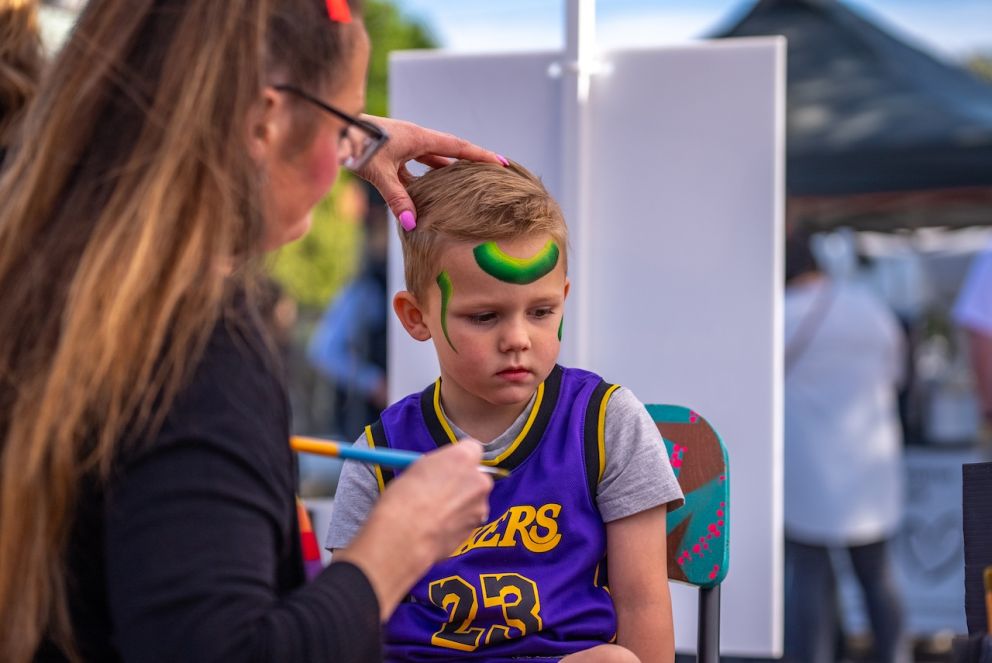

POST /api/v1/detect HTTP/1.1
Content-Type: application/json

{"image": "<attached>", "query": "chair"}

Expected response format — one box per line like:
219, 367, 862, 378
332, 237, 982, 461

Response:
646, 404, 730, 663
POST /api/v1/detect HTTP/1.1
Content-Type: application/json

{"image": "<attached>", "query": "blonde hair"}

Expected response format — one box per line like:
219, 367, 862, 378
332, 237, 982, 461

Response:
0, 1, 362, 660
401, 160, 568, 298
0, 0, 43, 148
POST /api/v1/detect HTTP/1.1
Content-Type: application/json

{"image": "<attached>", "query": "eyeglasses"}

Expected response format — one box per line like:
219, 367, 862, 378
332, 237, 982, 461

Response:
273, 84, 388, 171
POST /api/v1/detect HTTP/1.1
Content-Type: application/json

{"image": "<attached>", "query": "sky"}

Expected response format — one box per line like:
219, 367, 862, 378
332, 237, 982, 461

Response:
389, 0, 992, 62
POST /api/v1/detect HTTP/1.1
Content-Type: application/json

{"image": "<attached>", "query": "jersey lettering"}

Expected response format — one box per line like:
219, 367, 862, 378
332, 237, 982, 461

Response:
451, 503, 562, 556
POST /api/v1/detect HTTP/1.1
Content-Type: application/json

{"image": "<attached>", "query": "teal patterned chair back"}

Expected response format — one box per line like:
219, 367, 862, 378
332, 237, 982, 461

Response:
645, 404, 730, 589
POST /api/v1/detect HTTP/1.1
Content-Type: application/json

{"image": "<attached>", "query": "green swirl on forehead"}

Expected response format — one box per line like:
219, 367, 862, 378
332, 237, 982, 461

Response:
473, 240, 560, 284
436, 271, 457, 353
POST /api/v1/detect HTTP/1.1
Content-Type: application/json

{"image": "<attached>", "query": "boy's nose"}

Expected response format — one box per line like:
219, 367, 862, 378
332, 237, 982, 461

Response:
499, 320, 531, 353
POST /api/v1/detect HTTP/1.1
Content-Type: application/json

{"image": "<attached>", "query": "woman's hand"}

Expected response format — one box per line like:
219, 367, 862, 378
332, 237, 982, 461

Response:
354, 115, 508, 230
334, 441, 493, 620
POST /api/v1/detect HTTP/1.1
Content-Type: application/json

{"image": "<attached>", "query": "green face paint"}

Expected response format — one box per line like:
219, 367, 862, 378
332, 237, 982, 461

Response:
473, 240, 560, 284
558, 315, 563, 341
436, 271, 457, 352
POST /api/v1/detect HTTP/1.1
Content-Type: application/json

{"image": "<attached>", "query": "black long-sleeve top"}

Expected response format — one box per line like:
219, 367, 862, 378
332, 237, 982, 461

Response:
36, 306, 382, 662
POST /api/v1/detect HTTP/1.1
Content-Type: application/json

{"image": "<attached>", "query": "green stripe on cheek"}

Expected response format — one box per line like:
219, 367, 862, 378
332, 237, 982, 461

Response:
436, 271, 457, 353
473, 240, 560, 284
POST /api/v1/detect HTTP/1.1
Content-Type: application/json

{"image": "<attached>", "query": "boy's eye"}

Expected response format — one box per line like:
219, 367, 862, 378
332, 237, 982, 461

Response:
468, 312, 497, 325
531, 307, 555, 319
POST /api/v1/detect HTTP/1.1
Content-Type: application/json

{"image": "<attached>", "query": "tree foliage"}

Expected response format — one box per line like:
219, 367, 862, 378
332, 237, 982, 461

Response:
363, 0, 436, 118
965, 53, 992, 82
267, 177, 364, 310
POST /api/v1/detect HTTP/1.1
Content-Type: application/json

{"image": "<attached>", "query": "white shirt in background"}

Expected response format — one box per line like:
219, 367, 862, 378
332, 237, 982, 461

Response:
784, 277, 906, 545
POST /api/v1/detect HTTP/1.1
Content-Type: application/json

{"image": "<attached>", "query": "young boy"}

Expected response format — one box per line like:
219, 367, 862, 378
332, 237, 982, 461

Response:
327, 161, 684, 662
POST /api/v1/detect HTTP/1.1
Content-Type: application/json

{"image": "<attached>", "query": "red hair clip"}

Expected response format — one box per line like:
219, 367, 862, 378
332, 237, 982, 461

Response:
325, 0, 352, 23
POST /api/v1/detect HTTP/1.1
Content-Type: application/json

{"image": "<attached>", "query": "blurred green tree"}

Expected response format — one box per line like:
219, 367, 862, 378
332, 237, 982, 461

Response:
363, 0, 436, 118
965, 53, 992, 82
267, 176, 364, 310
268, 1, 436, 312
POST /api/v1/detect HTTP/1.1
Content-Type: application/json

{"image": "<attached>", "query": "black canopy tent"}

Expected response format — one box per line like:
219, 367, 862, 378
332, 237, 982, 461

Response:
714, 0, 992, 231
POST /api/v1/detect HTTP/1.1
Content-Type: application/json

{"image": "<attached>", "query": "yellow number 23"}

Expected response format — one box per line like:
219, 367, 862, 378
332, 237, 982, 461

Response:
428, 572, 542, 651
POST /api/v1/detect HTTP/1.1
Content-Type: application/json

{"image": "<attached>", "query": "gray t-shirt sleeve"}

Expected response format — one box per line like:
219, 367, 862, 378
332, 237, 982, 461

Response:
597, 387, 685, 522
324, 433, 379, 550
324, 386, 686, 547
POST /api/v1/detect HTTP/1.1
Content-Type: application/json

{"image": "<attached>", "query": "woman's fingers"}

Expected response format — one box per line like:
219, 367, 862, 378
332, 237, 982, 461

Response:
360, 163, 417, 228
338, 441, 493, 619
364, 115, 504, 165
414, 154, 453, 170
412, 127, 505, 166
354, 115, 508, 227
397, 441, 493, 558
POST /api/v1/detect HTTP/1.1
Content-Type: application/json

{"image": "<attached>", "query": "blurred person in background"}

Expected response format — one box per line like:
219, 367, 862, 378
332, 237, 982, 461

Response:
307, 181, 390, 443
953, 242, 992, 430
0, 0, 43, 165
783, 229, 910, 663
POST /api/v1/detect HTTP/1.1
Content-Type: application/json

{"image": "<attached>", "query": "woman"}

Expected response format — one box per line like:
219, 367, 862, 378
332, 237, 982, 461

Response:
0, 1, 496, 661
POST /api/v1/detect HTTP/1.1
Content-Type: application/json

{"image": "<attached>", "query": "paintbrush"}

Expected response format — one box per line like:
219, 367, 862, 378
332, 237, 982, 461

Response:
291, 435, 510, 478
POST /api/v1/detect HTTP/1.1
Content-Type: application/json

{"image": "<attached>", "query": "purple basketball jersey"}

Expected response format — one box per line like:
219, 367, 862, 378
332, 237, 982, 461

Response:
371, 365, 617, 662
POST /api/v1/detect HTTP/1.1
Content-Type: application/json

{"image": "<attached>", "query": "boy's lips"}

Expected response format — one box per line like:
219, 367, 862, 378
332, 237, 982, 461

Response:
496, 366, 532, 381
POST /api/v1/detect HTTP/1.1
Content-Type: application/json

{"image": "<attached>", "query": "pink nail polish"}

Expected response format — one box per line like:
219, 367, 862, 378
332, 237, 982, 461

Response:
399, 210, 416, 231
497, 154, 510, 167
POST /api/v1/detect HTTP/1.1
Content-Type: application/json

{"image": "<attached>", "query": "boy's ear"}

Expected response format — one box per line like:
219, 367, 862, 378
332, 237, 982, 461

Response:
393, 291, 432, 342
563, 277, 571, 300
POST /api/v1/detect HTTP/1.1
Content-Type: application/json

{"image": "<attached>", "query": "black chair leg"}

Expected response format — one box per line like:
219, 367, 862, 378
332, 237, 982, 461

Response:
697, 584, 721, 663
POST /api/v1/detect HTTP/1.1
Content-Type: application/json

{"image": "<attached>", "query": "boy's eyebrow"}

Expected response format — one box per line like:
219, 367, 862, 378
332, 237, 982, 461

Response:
448, 292, 564, 309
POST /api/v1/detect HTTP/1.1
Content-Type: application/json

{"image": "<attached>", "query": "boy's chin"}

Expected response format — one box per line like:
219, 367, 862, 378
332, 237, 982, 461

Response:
483, 383, 540, 406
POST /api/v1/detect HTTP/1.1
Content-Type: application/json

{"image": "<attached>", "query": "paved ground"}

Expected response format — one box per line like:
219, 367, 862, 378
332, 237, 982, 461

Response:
674, 633, 963, 662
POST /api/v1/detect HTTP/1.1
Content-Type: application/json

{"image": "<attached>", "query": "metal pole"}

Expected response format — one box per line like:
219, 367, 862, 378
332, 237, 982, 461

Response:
560, 0, 595, 367
697, 584, 722, 663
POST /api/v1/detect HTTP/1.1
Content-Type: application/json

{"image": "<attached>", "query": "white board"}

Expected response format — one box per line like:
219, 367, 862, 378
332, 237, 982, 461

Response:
388, 37, 785, 657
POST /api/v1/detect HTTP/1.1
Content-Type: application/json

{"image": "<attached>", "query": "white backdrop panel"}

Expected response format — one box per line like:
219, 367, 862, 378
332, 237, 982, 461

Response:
389, 38, 784, 656
583, 40, 785, 656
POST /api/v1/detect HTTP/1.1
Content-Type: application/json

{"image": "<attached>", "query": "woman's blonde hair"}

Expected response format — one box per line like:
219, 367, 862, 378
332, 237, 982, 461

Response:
0, 1, 361, 660
0, 0, 43, 149
401, 160, 569, 298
